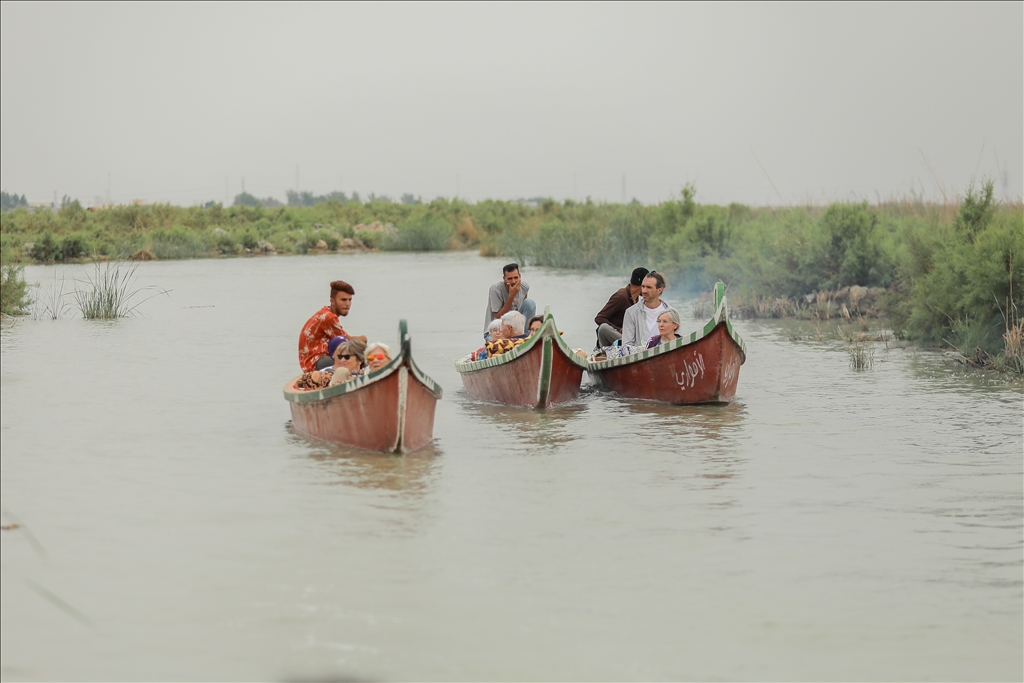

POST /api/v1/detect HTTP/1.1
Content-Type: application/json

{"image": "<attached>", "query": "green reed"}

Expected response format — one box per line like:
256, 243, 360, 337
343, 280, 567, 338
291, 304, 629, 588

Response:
837, 326, 874, 370
74, 260, 166, 319
31, 271, 73, 320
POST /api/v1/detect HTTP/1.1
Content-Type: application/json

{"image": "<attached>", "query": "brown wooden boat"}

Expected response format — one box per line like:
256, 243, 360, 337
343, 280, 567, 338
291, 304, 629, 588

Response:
283, 320, 443, 453
587, 282, 747, 404
455, 310, 588, 409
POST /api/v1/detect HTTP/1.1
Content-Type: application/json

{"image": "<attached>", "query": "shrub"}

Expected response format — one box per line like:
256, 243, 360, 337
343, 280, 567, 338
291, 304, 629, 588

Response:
954, 181, 996, 243
239, 229, 259, 250
31, 232, 61, 262
690, 208, 733, 257
384, 217, 455, 251
902, 181, 1023, 353
818, 202, 893, 289
316, 230, 340, 251
150, 226, 209, 259
655, 183, 697, 237
651, 205, 736, 287
59, 232, 91, 261
356, 230, 382, 250
532, 219, 604, 269
208, 227, 236, 254
0, 263, 30, 315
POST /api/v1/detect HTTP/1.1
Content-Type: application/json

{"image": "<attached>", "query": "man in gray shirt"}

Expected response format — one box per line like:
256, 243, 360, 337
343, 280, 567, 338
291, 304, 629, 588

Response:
621, 271, 672, 350
483, 263, 537, 340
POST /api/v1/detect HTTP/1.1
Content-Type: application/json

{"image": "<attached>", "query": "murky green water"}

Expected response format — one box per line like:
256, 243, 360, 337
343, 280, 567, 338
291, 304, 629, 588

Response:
2, 252, 1021, 681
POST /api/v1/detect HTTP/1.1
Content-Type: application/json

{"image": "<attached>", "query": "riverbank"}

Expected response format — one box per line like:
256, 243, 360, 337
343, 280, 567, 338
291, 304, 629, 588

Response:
2, 181, 1021, 369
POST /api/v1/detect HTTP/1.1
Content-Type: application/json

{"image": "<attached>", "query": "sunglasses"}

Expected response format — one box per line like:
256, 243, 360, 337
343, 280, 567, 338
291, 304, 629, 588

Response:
336, 354, 353, 360
368, 353, 387, 361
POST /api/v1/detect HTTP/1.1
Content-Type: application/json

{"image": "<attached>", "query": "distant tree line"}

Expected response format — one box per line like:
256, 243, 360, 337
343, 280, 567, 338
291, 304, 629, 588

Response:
2, 191, 28, 212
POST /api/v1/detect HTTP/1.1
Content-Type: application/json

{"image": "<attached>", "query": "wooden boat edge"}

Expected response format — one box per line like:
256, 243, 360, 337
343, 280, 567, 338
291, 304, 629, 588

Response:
587, 281, 746, 373
454, 312, 587, 374
284, 319, 443, 404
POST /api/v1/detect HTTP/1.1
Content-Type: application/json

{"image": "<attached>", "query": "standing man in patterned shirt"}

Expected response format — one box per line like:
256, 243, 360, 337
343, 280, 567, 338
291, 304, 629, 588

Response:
298, 280, 366, 372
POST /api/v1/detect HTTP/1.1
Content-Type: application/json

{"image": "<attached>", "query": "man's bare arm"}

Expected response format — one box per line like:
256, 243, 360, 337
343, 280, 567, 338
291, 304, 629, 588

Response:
492, 282, 521, 319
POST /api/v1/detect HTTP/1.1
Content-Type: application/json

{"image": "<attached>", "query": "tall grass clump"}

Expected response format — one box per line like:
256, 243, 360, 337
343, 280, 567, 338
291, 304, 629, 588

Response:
149, 226, 210, 259
838, 326, 874, 370
74, 260, 166, 319
31, 272, 73, 320
1003, 316, 1024, 374
383, 216, 455, 251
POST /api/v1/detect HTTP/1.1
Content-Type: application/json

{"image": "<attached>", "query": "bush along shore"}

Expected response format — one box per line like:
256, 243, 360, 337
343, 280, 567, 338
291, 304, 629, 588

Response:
2, 183, 1021, 373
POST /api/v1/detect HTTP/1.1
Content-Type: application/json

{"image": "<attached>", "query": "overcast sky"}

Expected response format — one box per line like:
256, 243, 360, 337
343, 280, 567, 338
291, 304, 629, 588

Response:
1, 2, 1021, 207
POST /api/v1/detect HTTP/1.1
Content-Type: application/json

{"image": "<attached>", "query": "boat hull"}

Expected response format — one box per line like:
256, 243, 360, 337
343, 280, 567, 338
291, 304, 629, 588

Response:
589, 322, 743, 404
284, 321, 442, 453
587, 282, 747, 405
456, 315, 586, 409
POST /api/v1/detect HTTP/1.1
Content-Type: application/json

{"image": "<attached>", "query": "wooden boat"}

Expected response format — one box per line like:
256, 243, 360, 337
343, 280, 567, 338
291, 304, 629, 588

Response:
587, 281, 747, 404
455, 310, 588, 409
283, 320, 443, 453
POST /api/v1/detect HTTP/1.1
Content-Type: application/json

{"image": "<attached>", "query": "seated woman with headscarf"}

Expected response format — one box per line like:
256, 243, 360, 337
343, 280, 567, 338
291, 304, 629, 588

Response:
646, 308, 683, 349
328, 338, 368, 386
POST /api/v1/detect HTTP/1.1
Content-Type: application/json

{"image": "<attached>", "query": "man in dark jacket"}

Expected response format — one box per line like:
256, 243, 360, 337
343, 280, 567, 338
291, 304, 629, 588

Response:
594, 267, 649, 348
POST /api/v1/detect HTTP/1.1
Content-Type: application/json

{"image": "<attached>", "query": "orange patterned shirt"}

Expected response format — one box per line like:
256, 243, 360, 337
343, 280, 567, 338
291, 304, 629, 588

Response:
484, 337, 526, 357
298, 306, 349, 372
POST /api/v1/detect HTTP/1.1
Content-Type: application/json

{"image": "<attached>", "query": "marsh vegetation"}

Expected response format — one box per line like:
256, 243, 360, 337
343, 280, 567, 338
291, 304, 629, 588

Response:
73, 260, 167, 319
2, 182, 1020, 370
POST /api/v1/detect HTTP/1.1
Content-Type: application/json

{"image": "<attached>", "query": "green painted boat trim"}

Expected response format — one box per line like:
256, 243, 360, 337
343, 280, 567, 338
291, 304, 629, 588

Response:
455, 311, 588, 373
284, 319, 443, 404
536, 336, 553, 405
587, 281, 747, 371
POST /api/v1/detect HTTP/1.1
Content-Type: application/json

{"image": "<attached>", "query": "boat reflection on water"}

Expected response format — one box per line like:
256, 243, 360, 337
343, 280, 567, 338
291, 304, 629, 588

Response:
617, 396, 748, 442
609, 397, 750, 498
455, 390, 590, 452
285, 421, 441, 495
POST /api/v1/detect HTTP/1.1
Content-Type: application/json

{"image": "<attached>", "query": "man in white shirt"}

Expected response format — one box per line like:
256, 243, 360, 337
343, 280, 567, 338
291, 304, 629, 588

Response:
621, 271, 672, 349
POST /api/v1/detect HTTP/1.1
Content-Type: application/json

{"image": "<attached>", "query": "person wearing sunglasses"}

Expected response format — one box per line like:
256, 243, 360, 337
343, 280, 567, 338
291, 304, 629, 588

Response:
328, 339, 368, 386
365, 342, 392, 372
314, 335, 348, 372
